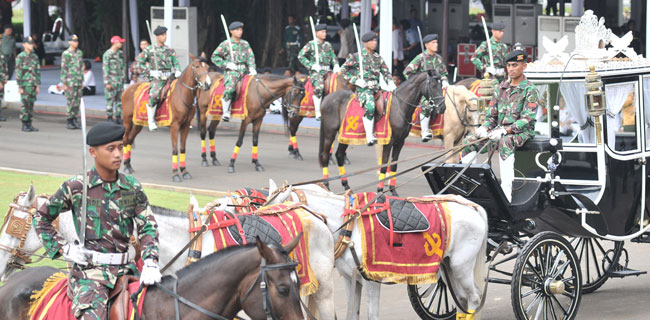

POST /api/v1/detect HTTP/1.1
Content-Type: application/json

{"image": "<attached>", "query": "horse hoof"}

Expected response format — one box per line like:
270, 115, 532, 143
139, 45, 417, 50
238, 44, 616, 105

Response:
212, 158, 221, 166
172, 175, 182, 183
182, 172, 192, 180
255, 165, 265, 172
342, 181, 350, 190
201, 160, 209, 167
344, 156, 351, 165
295, 152, 304, 161
390, 189, 399, 197
227, 166, 235, 173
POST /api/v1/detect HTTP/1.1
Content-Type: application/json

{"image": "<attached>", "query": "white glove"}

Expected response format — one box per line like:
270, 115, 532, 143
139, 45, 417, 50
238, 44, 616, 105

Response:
489, 127, 507, 141
333, 64, 341, 74
311, 64, 321, 72
150, 70, 160, 78
386, 81, 397, 91
485, 66, 496, 76
442, 80, 449, 89
354, 78, 366, 88
249, 68, 257, 76
62, 243, 90, 266
474, 126, 488, 138
495, 69, 505, 77
174, 71, 181, 78
140, 259, 162, 285
226, 62, 238, 71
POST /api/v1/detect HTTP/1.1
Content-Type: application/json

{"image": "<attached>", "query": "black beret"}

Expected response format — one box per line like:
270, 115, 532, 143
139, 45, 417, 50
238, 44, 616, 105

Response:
315, 23, 327, 31
422, 34, 438, 43
153, 26, 167, 36
492, 21, 506, 30
361, 32, 377, 42
505, 49, 528, 63
87, 122, 125, 147
23, 36, 34, 44
229, 21, 244, 30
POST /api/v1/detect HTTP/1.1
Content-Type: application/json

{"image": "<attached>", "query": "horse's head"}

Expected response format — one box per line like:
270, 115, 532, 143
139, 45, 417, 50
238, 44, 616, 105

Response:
423, 70, 445, 110
283, 76, 307, 119
187, 53, 212, 91
445, 85, 481, 133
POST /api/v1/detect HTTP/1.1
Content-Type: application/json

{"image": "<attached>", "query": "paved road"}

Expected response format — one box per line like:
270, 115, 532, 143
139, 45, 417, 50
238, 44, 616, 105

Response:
1, 109, 649, 319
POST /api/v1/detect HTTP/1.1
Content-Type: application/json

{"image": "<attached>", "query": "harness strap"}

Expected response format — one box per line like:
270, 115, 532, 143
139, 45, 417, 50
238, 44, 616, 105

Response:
156, 278, 229, 320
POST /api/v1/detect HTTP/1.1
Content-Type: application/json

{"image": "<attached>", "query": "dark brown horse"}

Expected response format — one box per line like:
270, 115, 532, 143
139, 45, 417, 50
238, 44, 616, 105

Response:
318, 71, 443, 194
122, 54, 211, 182
0, 237, 306, 320
195, 73, 302, 173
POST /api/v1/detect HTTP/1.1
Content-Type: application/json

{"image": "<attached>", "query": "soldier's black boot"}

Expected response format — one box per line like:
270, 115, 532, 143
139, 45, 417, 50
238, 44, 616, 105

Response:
107, 116, 114, 123
27, 120, 38, 132
22, 121, 37, 132
115, 116, 123, 125
66, 118, 76, 130
71, 118, 81, 129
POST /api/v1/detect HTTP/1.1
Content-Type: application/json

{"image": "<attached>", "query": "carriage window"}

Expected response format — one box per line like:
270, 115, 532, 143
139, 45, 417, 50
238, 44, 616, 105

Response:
605, 82, 638, 152
643, 77, 650, 149
555, 82, 595, 144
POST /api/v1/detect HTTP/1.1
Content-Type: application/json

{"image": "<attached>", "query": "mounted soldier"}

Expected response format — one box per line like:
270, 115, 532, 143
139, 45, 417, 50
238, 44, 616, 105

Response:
211, 20, 257, 122
61, 34, 84, 130
298, 23, 340, 120
471, 21, 509, 81
341, 31, 395, 146
136, 26, 182, 131
403, 33, 449, 142
460, 50, 539, 202
33, 122, 161, 319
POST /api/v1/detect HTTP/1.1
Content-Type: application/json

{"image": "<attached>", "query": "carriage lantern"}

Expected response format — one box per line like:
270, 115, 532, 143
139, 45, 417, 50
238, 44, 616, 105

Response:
584, 66, 606, 144
477, 74, 495, 116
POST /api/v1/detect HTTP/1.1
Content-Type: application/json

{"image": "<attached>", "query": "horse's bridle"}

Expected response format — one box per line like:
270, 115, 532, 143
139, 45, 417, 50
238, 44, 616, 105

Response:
283, 80, 306, 118
393, 73, 444, 125
177, 59, 211, 109
446, 88, 481, 128
0, 193, 50, 270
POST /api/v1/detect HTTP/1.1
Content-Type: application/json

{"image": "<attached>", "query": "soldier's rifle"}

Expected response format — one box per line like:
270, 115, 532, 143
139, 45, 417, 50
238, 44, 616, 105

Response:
308, 16, 320, 70
480, 16, 495, 72
352, 23, 363, 81
79, 98, 88, 245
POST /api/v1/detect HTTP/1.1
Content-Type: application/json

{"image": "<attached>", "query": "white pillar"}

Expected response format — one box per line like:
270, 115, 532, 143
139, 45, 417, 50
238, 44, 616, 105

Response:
129, 0, 140, 56
360, 0, 372, 34
65, 0, 73, 38
379, 0, 392, 74
164, 0, 173, 46
22, 0, 31, 37
341, 0, 350, 20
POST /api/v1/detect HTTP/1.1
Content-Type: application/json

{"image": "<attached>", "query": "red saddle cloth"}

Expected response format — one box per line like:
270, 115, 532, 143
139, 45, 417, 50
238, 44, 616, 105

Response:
298, 72, 342, 117
410, 108, 444, 137
349, 192, 450, 284
28, 273, 146, 320
206, 74, 254, 120
338, 92, 392, 145
132, 81, 176, 127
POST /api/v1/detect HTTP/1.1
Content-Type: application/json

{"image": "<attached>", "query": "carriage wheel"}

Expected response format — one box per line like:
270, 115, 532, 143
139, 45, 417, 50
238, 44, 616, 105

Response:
407, 278, 456, 320
511, 232, 582, 320
569, 237, 623, 294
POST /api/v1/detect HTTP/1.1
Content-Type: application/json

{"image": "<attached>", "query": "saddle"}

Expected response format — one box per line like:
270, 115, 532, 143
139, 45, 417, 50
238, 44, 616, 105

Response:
373, 194, 430, 233
226, 214, 283, 246
108, 275, 140, 320
373, 91, 386, 116
154, 78, 174, 109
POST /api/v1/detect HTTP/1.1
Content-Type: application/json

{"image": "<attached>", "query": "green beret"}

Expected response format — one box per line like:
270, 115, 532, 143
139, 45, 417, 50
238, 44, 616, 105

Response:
315, 24, 327, 31
505, 49, 527, 63
422, 34, 438, 43
87, 122, 125, 147
153, 26, 167, 36
361, 32, 377, 42
229, 21, 244, 30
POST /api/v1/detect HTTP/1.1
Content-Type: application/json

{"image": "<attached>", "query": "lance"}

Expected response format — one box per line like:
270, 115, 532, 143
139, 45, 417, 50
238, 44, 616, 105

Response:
309, 16, 320, 70
79, 98, 88, 245
352, 23, 363, 81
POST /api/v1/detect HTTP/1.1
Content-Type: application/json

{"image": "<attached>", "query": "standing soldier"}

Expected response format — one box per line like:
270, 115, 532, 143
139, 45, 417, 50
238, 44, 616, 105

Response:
342, 32, 396, 146
403, 33, 449, 142
103, 35, 126, 124
33, 122, 162, 319
15, 36, 40, 132
0, 35, 8, 123
136, 26, 182, 131
461, 50, 539, 202
298, 23, 340, 121
211, 21, 256, 122
471, 22, 509, 81
282, 14, 302, 72
61, 34, 84, 130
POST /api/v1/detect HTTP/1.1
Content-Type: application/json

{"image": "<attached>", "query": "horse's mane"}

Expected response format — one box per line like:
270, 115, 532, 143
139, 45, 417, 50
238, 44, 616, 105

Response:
151, 205, 186, 218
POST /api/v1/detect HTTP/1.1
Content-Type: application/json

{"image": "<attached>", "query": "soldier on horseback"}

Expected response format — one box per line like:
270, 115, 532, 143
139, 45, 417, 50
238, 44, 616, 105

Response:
211, 21, 257, 122
471, 21, 509, 81
342, 31, 395, 146
298, 23, 340, 121
33, 122, 161, 319
403, 33, 449, 142
136, 26, 182, 131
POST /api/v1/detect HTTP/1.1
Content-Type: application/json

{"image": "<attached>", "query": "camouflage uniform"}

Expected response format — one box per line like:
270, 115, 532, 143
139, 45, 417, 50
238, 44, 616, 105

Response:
298, 39, 337, 99
136, 44, 181, 108
211, 39, 256, 101
61, 48, 84, 119
0, 51, 7, 100
471, 37, 509, 80
342, 49, 392, 120
403, 52, 448, 117
283, 24, 302, 71
102, 48, 125, 118
15, 50, 40, 121
461, 77, 539, 160
33, 167, 159, 319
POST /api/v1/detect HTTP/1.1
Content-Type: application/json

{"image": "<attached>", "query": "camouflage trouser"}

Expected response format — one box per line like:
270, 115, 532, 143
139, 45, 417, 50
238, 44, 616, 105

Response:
308, 69, 327, 98
286, 45, 300, 71
461, 132, 532, 160
357, 87, 378, 120
105, 83, 123, 117
147, 79, 166, 108
223, 70, 245, 102
65, 85, 82, 119
69, 277, 109, 320
20, 85, 37, 121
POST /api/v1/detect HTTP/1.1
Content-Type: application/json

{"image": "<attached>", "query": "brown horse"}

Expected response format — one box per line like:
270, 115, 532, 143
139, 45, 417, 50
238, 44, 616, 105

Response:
440, 85, 480, 162
121, 54, 211, 182
0, 237, 306, 320
318, 71, 443, 194
195, 74, 302, 173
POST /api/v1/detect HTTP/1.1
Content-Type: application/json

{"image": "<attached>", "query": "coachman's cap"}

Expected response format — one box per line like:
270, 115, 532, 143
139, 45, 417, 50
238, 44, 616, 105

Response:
505, 50, 528, 63
23, 36, 34, 44
422, 34, 438, 43
361, 32, 377, 42
87, 122, 125, 147
153, 26, 168, 36
70, 34, 79, 41
229, 21, 244, 30
315, 24, 327, 31
492, 21, 506, 30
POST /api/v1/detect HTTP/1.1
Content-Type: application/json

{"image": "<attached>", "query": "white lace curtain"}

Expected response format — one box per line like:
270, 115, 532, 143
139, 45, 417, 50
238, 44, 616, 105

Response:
644, 78, 650, 148
559, 82, 595, 143
605, 83, 635, 147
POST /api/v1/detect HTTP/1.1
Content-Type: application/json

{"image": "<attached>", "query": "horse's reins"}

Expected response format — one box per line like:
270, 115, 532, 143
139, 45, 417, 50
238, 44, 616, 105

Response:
255, 76, 283, 108
176, 59, 210, 109
447, 86, 481, 128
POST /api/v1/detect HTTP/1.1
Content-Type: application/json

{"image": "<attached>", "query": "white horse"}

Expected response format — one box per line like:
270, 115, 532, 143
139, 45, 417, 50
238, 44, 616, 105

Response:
267, 180, 489, 320
0, 185, 337, 320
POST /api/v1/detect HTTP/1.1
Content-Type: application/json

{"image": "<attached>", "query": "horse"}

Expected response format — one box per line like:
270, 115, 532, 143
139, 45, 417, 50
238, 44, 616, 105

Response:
121, 54, 212, 182
318, 70, 444, 194
0, 186, 336, 320
266, 181, 489, 320
194, 73, 304, 173
439, 85, 480, 162
0, 236, 306, 320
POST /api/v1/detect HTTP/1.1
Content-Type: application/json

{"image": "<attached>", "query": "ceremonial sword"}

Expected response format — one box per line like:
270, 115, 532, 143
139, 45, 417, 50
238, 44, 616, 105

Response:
352, 23, 363, 82
220, 15, 236, 62
79, 98, 88, 245
309, 16, 320, 70
480, 16, 495, 73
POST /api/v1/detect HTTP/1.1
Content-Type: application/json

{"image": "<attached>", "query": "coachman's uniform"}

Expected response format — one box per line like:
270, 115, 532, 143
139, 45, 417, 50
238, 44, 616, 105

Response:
61, 34, 84, 128
34, 122, 160, 319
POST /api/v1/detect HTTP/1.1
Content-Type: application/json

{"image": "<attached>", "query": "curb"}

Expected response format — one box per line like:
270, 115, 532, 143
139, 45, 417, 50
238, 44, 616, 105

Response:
0, 167, 226, 197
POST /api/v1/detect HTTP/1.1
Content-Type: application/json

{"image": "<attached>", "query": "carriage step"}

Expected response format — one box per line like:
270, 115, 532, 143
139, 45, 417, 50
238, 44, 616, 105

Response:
631, 233, 650, 243
487, 277, 511, 285
608, 263, 647, 278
